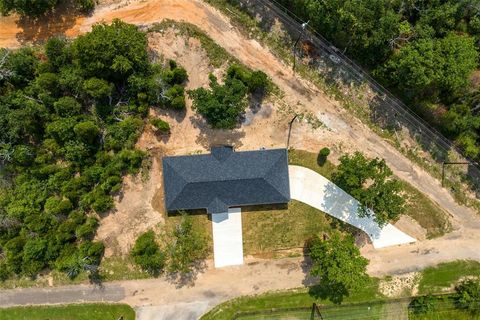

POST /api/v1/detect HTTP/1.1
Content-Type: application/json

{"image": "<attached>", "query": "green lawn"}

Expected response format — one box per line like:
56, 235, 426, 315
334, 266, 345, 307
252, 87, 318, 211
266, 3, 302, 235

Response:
242, 201, 351, 255
0, 303, 135, 320
418, 260, 480, 294
201, 279, 383, 320
289, 149, 451, 238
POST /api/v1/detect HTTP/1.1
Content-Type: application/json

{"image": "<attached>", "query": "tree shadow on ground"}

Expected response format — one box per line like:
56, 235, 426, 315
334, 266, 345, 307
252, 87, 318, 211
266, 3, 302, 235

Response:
15, 0, 85, 45
190, 114, 245, 150
165, 260, 207, 289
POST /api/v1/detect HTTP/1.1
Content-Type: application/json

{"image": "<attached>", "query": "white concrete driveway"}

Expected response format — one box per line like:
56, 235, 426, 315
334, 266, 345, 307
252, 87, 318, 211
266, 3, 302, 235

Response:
211, 208, 244, 268
289, 165, 416, 248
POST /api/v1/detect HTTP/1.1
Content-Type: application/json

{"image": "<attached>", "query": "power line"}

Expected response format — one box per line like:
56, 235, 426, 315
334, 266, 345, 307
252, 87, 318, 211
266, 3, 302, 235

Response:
248, 0, 480, 188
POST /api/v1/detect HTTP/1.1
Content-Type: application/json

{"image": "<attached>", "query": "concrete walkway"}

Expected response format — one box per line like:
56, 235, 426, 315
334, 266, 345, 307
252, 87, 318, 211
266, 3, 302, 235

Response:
289, 165, 416, 248
211, 208, 244, 268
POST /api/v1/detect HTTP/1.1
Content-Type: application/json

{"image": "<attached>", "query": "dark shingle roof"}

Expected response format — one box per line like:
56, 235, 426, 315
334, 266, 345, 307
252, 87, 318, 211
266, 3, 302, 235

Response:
162, 146, 290, 214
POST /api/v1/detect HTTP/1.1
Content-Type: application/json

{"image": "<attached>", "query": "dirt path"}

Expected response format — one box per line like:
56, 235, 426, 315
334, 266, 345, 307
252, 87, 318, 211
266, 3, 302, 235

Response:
1, 0, 480, 313
0, 257, 309, 317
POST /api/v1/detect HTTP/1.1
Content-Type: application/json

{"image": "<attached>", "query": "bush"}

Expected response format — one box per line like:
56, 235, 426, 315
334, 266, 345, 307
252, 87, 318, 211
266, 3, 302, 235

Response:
131, 230, 165, 276
149, 118, 170, 134
319, 147, 331, 157
409, 295, 437, 315
455, 279, 480, 313
164, 84, 186, 109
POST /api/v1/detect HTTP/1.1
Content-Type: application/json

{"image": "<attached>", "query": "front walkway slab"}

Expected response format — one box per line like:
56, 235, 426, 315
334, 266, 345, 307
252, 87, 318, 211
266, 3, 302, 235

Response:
211, 208, 244, 268
289, 165, 416, 248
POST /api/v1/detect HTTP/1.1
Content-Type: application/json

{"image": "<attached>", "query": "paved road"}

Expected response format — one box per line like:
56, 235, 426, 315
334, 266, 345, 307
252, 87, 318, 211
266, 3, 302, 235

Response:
0, 283, 125, 307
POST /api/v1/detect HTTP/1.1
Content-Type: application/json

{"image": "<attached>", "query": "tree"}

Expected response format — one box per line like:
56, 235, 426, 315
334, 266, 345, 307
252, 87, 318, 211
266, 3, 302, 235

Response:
455, 279, 480, 314
409, 294, 437, 315
73, 19, 149, 81
74, 121, 100, 146
131, 230, 165, 276
189, 73, 248, 129
0, 0, 57, 16
167, 214, 208, 274
332, 152, 405, 226
378, 34, 478, 102
54, 97, 82, 117
308, 231, 369, 304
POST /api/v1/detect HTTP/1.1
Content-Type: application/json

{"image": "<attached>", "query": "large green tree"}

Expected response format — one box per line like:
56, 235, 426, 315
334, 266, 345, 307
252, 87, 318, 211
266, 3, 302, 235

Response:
309, 231, 369, 304
379, 34, 478, 101
332, 152, 405, 226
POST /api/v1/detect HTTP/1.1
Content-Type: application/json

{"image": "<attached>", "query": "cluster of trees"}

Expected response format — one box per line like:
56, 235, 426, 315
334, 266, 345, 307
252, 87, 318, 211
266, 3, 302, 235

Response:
0, 0, 95, 17
332, 152, 405, 226
409, 279, 480, 315
0, 20, 185, 280
308, 231, 369, 304
131, 214, 208, 276
188, 63, 269, 129
277, 0, 480, 160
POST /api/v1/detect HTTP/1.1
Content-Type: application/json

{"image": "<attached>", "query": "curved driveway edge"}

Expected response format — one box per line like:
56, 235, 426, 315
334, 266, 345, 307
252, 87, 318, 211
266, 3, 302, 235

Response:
288, 165, 416, 248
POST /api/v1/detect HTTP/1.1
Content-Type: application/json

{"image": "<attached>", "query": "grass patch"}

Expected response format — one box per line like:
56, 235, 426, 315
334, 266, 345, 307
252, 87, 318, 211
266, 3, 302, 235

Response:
165, 210, 213, 257
418, 260, 480, 294
289, 149, 451, 238
201, 279, 382, 320
0, 303, 135, 320
288, 149, 336, 180
242, 201, 350, 254
408, 295, 476, 320
400, 181, 452, 238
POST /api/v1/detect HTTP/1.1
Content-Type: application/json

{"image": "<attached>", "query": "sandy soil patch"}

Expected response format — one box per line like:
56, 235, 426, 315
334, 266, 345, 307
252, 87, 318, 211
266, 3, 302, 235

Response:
394, 215, 427, 241
95, 147, 165, 257
379, 272, 419, 298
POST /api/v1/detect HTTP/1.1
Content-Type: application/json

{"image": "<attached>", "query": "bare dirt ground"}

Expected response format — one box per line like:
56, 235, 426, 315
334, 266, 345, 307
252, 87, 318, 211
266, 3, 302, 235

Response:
2, 0, 480, 315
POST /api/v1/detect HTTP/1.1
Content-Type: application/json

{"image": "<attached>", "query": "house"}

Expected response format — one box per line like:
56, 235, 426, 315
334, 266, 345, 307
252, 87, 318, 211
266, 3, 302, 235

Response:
162, 146, 291, 214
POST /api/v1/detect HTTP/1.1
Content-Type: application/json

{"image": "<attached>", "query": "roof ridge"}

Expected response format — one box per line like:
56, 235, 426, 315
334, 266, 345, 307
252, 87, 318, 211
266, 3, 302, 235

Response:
263, 152, 289, 199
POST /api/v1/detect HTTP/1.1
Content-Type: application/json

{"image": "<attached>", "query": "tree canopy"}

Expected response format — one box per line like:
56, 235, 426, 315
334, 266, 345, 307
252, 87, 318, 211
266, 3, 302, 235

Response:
277, 0, 480, 161
188, 63, 269, 129
332, 152, 405, 226
0, 0, 94, 17
0, 20, 186, 280
308, 231, 369, 304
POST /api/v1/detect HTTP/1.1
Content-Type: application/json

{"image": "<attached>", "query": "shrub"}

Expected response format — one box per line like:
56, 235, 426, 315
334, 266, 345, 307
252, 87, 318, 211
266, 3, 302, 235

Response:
165, 84, 186, 109
149, 118, 170, 134
131, 230, 165, 276
409, 295, 437, 315
319, 147, 331, 157
455, 279, 480, 314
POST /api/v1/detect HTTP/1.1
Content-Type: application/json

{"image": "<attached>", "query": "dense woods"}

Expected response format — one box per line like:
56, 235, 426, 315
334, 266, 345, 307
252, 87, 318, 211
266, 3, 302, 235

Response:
277, 0, 480, 160
0, 0, 94, 16
0, 20, 186, 280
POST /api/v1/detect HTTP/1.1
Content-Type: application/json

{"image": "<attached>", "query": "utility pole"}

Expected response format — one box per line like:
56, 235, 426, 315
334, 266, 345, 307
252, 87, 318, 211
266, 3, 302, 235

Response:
287, 114, 298, 148
292, 20, 309, 73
